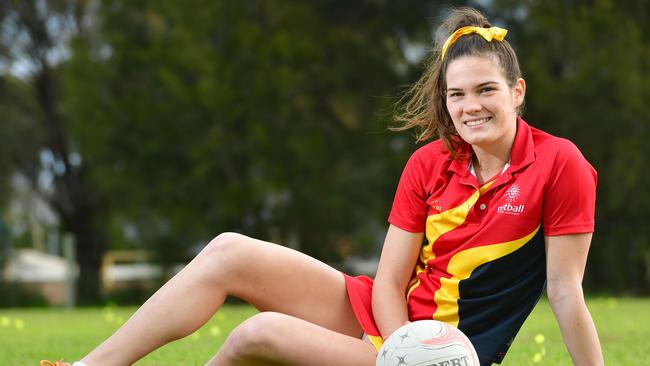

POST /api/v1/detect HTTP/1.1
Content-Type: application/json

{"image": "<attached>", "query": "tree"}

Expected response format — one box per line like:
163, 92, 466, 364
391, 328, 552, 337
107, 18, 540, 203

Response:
2, 0, 447, 303
61, 0, 443, 265
0, 0, 108, 303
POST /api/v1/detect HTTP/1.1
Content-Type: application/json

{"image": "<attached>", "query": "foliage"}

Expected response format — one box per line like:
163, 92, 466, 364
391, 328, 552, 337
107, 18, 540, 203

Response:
62, 0, 438, 262
0, 74, 42, 207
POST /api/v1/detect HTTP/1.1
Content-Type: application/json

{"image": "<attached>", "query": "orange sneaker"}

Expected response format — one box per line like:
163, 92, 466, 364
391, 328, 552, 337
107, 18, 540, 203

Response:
39, 361, 71, 366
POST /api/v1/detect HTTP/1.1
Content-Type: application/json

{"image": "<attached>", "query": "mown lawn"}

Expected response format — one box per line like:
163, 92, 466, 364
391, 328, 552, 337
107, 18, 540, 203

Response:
1, 297, 648, 365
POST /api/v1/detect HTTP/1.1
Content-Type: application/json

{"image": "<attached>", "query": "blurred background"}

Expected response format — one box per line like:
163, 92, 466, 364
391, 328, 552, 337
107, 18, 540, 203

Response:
0, 0, 648, 307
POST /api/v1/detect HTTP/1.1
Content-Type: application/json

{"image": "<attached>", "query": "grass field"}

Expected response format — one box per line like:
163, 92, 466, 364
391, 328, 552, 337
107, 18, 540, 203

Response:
1, 297, 648, 365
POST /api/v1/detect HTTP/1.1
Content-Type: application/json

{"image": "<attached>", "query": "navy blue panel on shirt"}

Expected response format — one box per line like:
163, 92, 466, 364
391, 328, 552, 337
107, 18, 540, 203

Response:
457, 228, 546, 365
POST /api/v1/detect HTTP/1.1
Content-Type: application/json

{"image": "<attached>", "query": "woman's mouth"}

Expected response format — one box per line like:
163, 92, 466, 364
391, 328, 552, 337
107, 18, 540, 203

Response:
464, 117, 491, 127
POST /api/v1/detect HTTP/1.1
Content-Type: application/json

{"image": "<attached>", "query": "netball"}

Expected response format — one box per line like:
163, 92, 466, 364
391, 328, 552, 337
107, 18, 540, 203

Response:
375, 320, 480, 366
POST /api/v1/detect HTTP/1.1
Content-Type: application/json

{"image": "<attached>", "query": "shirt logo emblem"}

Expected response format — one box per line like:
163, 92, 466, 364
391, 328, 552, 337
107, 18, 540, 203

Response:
504, 183, 521, 203
498, 183, 525, 215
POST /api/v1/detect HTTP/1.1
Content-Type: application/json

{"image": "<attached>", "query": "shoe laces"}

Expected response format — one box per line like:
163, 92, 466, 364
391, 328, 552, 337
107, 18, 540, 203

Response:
40, 360, 69, 366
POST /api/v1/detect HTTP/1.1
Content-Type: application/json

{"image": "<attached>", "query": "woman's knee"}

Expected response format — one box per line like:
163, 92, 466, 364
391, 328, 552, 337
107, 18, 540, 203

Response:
204, 232, 246, 257
192, 232, 249, 280
221, 312, 287, 362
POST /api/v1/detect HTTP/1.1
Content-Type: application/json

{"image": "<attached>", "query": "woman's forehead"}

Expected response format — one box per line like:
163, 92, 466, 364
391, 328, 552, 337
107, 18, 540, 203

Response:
445, 55, 506, 88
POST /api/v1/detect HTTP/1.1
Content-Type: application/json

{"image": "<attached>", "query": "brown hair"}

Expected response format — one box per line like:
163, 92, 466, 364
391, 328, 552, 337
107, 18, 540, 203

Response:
393, 7, 523, 159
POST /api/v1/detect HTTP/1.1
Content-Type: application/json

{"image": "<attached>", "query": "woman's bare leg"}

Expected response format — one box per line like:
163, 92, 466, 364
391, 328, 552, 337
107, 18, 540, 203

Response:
207, 312, 376, 366
80, 233, 365, 366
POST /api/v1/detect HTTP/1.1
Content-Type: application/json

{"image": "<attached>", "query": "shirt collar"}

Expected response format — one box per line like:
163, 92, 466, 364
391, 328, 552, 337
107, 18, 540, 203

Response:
509, 116, 536, 174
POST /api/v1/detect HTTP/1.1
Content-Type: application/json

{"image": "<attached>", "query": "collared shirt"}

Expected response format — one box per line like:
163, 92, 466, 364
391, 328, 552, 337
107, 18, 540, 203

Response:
345, 117, 597, 365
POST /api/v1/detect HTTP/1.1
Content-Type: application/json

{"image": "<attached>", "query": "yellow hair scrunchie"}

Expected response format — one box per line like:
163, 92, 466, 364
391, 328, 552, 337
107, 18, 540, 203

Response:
440, 26, 508, 60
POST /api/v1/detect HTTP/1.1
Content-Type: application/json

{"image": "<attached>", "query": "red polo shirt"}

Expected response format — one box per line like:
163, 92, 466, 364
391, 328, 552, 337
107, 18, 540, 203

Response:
345, 117, 597, 365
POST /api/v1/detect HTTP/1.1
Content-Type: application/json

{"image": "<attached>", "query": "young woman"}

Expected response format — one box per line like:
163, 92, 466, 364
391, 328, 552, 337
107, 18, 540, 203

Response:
41, 7, 604, 366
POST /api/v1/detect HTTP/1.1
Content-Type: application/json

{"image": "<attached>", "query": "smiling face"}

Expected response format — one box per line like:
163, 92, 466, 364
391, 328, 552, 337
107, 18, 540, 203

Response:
445, 55, 525, 152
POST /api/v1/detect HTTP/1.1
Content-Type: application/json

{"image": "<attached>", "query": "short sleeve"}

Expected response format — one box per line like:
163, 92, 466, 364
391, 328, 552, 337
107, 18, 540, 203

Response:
388, 152, 429, 233
542, 141, 597, 236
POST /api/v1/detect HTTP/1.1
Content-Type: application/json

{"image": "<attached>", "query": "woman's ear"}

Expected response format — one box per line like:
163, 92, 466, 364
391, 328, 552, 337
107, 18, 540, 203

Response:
513, 78, 526, 108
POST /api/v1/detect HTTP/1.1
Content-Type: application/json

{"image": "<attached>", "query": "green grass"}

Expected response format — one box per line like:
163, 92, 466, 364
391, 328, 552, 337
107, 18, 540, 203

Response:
0, 304, 258, 365
1, 297, 648, 365
506, 297, 649, 365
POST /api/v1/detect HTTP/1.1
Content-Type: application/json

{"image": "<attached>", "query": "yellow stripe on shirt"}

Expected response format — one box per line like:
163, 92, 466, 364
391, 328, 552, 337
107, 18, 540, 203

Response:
407, 181, 495, 298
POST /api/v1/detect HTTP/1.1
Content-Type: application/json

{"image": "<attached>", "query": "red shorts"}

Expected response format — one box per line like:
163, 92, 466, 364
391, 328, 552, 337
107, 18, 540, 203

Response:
344, 274, 384, 350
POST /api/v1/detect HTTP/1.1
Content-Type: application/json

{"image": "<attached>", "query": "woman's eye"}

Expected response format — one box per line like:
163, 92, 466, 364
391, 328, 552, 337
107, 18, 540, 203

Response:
480, 87, 494, 93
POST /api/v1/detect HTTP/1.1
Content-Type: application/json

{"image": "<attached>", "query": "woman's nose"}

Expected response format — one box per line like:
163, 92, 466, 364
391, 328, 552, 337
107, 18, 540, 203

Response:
462, 95, 482, 113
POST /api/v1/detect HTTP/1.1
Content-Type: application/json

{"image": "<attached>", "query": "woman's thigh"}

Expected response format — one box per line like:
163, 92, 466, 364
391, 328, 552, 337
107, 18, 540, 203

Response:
203, 233, 364, 338
208, 312, 376, 366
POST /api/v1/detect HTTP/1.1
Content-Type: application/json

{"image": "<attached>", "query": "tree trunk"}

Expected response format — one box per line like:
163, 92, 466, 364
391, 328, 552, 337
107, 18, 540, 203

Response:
34, 63, 107, 304
67, 209, 107, 304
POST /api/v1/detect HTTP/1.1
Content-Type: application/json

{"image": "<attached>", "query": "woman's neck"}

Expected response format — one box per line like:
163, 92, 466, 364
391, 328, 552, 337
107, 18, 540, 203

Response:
471, 139, 514, 185
470, 118, 518, 185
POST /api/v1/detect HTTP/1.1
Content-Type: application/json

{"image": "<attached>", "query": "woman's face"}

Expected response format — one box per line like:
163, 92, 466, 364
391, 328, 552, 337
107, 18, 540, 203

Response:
445, 55, 525, 151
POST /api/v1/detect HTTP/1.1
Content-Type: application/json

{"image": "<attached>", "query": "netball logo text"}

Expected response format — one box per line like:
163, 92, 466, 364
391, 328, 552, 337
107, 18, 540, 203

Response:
498, 184, 525, 215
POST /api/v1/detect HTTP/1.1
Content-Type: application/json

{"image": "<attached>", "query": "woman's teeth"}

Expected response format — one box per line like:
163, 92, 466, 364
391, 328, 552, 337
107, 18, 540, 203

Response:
465, 117, 490, 126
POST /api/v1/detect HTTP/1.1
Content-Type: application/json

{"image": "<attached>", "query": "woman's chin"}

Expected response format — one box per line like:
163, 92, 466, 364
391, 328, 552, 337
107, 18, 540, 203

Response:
459, 134, 490, 147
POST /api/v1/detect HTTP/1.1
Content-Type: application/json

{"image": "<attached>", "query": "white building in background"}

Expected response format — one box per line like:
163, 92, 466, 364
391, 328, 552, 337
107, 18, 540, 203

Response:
4, 248, 77, 306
